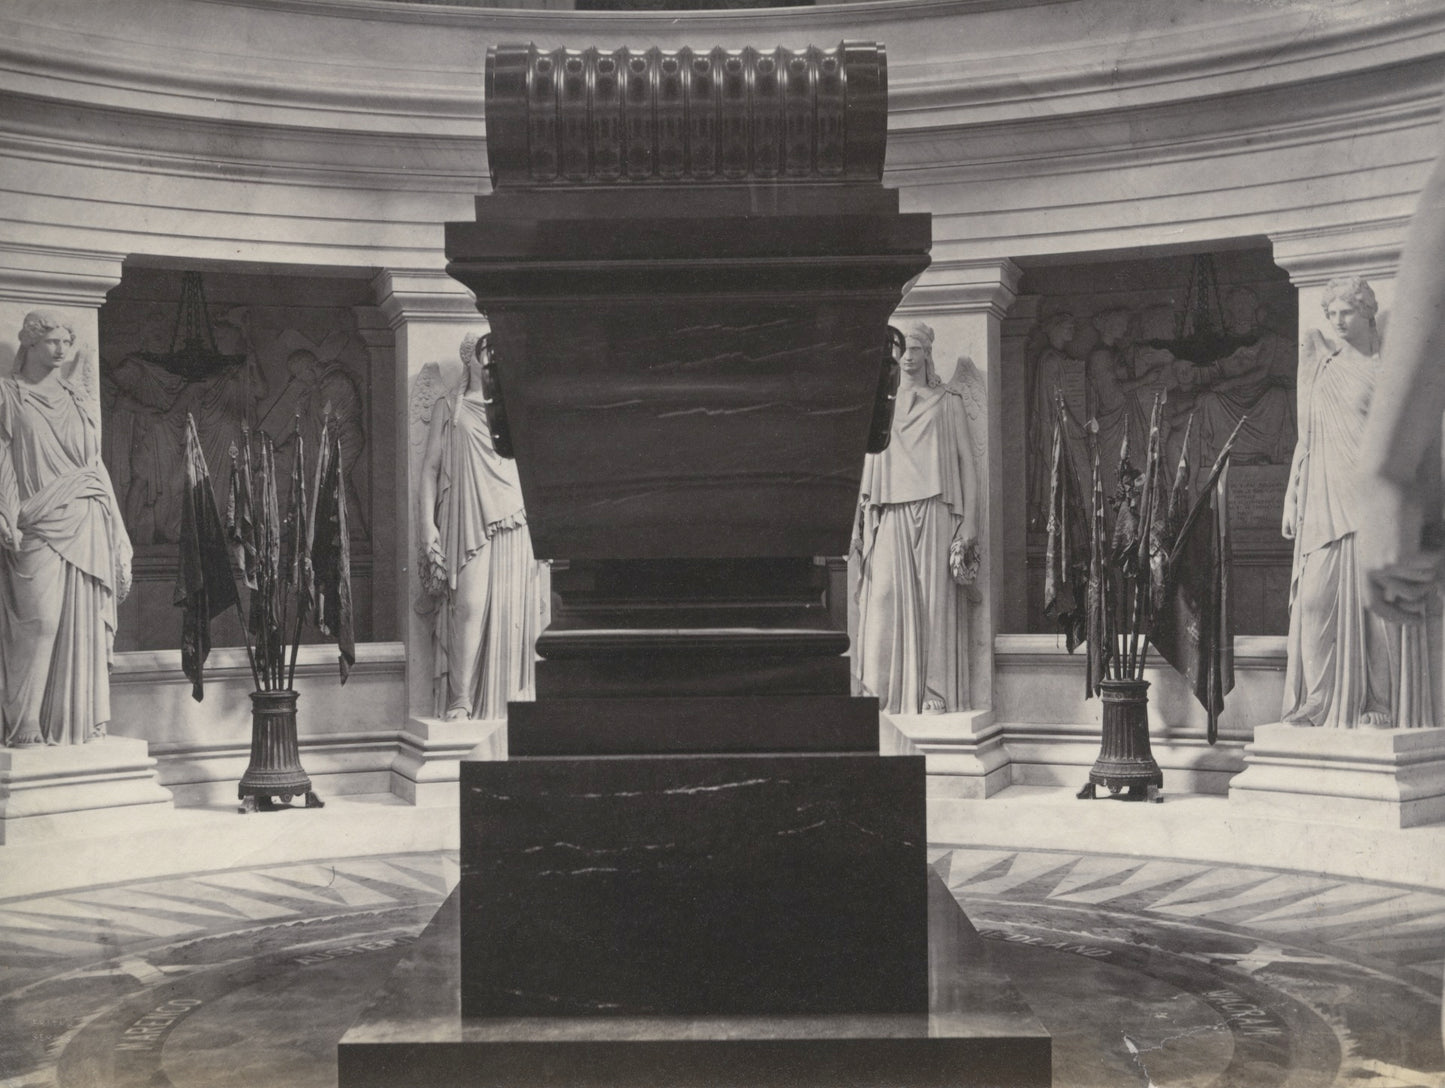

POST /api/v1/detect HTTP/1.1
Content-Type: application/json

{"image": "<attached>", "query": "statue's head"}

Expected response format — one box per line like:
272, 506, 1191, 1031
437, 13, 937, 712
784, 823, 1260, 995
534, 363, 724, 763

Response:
213, 319, 244, 355
287, 349, 321, 382
460, 325, 492, 391
1043, 310, 1076, 350
1091, 308, 1131, 346
1319, 276, 1378, 324
1319, 276, 1378, 351
901, 320, 938, 385
1224, 287, 1260, 336
17, 311, 75, 371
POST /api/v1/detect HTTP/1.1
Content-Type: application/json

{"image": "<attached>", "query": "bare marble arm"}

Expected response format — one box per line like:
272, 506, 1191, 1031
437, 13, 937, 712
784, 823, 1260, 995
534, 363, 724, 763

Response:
1356, 121, 1445, 621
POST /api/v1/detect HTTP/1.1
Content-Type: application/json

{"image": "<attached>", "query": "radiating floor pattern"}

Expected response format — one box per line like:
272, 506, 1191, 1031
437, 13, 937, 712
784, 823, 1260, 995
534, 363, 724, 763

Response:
0, 848, 1439, 1087
934, 846, 1445, 1088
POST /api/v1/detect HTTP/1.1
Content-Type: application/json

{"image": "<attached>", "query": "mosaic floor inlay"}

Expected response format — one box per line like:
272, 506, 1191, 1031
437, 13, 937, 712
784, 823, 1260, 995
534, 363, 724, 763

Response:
0, 849, 1440, 1086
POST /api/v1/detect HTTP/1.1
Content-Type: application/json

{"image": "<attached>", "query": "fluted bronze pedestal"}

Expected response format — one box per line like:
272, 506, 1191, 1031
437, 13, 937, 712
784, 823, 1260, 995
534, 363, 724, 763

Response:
238, 690, 324, 813
1079, 679, 1163, 801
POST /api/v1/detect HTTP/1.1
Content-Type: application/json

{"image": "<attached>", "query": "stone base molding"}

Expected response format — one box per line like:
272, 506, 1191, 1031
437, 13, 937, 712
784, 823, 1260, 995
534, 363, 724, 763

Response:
0, 736, 174, 845
390, 717, 506, 806
881, 709, 1012, 799
1229, 722, 1445, 829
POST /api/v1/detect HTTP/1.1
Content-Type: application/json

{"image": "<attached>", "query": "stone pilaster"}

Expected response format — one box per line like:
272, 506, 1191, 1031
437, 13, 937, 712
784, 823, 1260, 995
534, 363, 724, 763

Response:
0, 242, 125, 398
1271, 217, 1409, 370
1229, 222, 1445, 824
372, 269, 505, 801
887, 257, 1021, 798
0, 245, 178, 831
353, 305, 400, 641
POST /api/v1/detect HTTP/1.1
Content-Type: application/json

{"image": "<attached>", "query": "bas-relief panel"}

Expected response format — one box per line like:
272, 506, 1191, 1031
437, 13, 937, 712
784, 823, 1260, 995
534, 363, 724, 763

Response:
98, 272, 382, 651
1013, 253, 1297, 636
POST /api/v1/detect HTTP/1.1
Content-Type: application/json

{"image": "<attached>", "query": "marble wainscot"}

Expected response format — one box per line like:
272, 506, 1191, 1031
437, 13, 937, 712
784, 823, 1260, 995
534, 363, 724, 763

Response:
342, 40, 1048, 1087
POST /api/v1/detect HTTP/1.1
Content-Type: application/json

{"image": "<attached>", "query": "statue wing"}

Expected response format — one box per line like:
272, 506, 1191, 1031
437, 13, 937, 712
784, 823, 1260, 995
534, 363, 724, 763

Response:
409, 361, 457, 458
945, 353, 988, 474
1297, 328, 1332, 435
68, 344, 99, 414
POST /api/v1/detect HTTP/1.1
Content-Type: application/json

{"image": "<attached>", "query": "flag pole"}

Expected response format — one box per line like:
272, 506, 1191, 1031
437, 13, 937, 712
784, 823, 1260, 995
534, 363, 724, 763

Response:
286, 415, 310, 691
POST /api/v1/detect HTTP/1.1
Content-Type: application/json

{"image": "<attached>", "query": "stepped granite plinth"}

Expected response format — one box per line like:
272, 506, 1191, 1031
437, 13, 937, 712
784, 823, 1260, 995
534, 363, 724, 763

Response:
339, 870, 1050, 1088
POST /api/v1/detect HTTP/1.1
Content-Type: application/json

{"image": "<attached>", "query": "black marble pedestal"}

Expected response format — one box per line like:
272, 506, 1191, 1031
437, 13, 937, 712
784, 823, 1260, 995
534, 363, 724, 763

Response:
460, 753, 928, 1018
338, 870, 1051, 1088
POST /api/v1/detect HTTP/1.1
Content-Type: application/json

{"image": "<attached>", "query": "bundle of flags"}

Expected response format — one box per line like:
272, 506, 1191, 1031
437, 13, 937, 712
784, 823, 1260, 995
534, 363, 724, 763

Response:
174, 411, 355, 701
1044, 394, 1241, 743
174, 414, 239, 702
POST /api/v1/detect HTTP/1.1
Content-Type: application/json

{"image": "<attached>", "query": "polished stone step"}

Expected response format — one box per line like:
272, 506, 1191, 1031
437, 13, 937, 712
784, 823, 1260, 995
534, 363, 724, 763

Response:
338, 869, 1051, 1088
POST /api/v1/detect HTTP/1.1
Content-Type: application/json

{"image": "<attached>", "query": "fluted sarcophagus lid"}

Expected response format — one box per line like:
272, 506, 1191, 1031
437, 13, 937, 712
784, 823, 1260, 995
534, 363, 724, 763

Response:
483, 42, 887, 187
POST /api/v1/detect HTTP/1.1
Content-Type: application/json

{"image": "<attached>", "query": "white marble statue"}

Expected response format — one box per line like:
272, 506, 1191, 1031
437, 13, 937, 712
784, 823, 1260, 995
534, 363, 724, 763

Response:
0, 311, 132, 746
1281, 276, 1433, 729
853, 321, 984, 715
414, 329, 548, 721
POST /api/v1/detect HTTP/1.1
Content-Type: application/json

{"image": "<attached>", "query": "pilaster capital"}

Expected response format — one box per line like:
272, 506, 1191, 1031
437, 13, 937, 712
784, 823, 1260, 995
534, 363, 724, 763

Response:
371, 268, 480, 330
1270, 218, 1408, 289
0, 244, 126, 308
896, 258, 1022, 320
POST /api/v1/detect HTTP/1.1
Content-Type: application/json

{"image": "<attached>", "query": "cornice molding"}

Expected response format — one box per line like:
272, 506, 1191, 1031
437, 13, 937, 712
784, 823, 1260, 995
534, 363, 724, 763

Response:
888, 60, 1441, 183
3, 1, 1441, 161
1269, 217, 1410, 287
897, 258, 1021, 319
0, 95, 487, 194
372, 268, 479, 329
209, 0, 1075, 30
0, 243, 125, 307
885, 7, 1445, 129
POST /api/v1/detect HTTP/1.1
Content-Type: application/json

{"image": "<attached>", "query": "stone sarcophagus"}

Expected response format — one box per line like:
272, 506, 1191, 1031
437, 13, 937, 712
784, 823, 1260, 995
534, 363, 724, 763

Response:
339, 40, 1048, 1088
447, 42, 925, 562
446, 41, 930, 711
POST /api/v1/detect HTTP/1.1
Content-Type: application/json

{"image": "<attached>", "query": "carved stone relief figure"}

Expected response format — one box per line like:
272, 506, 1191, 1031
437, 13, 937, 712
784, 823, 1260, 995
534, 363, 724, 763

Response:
265, 336, 367, 538
1025, 288, 1299, 520
102, 310, 268, 545
1025, 311, 1083, 530
853, 321, 984, 714
1088, 307, 1169, 471
0, 312, 132, 746
1282, 276, 1433, 728
1184, 287, 1297, 468
414, 330, 550, 720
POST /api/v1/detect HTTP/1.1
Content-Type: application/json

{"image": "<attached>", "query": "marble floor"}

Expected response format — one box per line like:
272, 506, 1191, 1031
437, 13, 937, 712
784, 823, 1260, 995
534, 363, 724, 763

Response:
1, 801, 1442, 1087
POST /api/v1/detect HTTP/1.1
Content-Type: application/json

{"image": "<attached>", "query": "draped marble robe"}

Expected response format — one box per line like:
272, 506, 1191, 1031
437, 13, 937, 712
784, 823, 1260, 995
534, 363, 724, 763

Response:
1282, 344, 1433, 728
855, 382, 978, 714
428, 392, 548, 720
0, 375, 132, 745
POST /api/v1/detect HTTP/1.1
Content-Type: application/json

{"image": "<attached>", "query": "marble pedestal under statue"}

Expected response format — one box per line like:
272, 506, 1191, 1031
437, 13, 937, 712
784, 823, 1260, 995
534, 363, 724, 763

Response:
0, 736, 174, 844
882, 710, 1013, 799
1230, 721, 1445, 828
389, 717, 507, 806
